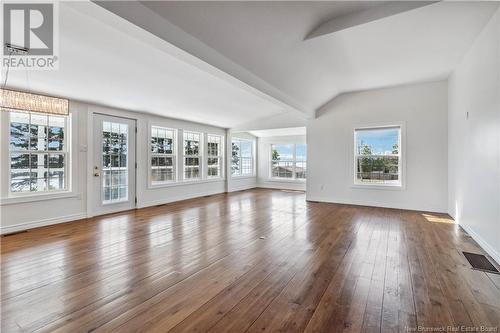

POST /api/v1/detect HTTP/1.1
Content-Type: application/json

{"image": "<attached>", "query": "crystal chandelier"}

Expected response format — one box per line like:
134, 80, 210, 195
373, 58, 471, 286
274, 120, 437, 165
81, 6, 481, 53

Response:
0, 88, 69, 116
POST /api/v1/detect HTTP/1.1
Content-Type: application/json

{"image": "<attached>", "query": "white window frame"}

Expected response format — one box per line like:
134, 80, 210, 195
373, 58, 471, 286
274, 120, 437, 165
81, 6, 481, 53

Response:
353, 123, 405, 190
231, 138, 254, 177
183, 131, 203, 181
207, 134, 224, 179
149, 125, 177, 186
8, 111, 71, 196
270, 143, 307, 181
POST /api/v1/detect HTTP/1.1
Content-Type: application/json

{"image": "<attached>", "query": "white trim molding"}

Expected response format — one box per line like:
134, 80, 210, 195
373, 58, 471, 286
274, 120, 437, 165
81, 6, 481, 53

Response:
460, 223, 500, 266
0, 213, 87, 235
305, 195, 447, 214
352, 122, 406, 190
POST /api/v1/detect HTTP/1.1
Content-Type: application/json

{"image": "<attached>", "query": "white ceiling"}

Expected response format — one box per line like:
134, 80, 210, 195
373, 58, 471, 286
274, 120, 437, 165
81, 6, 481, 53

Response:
3, 1, 291, 128
4, 1, 498, 130
131, 1, 498, 112
249, 127, 306, 138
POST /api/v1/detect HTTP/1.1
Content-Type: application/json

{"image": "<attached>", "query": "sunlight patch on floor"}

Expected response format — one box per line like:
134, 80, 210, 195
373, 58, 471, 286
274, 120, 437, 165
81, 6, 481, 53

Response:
422, 213, 455, 224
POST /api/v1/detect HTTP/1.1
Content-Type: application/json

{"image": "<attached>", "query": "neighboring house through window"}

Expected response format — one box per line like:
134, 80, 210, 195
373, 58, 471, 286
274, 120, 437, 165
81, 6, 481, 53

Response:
271, 144, 307, 180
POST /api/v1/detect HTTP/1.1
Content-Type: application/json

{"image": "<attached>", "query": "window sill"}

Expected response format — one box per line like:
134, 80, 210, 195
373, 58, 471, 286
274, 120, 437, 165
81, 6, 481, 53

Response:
148, 178, 226, 189
351, 183, 404, 191
0, 191, 79, 205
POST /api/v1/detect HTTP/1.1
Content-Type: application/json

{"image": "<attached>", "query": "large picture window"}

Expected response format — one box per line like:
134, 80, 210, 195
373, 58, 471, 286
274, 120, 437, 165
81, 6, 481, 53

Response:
9, 111, 68, 193
271, 144, 307, 180
151, 126, 176, 184
207, 134, 223, 178
231, 139, 253, 176
354, 126, 401, 186
184, 131, 201, 180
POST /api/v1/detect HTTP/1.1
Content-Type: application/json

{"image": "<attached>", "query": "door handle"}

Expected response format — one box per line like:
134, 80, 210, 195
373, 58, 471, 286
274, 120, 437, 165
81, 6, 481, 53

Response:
94, 172, 100, 177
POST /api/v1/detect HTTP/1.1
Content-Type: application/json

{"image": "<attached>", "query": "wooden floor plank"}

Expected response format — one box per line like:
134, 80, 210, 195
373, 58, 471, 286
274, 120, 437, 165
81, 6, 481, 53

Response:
1, 189, 499, 333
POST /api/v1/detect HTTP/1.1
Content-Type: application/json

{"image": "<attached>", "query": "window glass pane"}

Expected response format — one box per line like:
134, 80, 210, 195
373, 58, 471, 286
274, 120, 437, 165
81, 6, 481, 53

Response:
102, 121, 128, 203
355, 126, 401, 185
10, 134, 30, 150
10, 112, 30, 130
208, 157, 220, 177
295, 161, 307, 179
296, 144, 307, 161
272, 144, 293, 161
208, 135, 221, 156
184, 157, 200, 179
48, 170, 65, 190
151, 126, 176, 184
270, 144, 307, 179
183, 132, 201, 180
231, 139, 252, 176
152, 167, 175, 183
48, 153, 64, 169
31, 177, 47, 192
30, 124, 47, 151
48, 116, 64, 151
356, 127, 399, 155
240, 141, 252, 158
231, 142, 240, 175
356, 156, 399, 184
30, 113, 47, 126
10, 112, 30, 150
241, 157, 252, 175
271, 161, 293, 178
184, 133, 200, 155
33, 153, 48, 179
10, 153, 30, 169
10, 172, 32, 192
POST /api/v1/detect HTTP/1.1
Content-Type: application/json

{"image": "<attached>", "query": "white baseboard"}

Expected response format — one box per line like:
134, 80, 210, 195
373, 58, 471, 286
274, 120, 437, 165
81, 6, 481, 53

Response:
138, 189, 225, 209
228, 183, 257, 192
257, 182, 306, 191
460, 223, 500, 265
305, 196, 447, 214
1, 213, 88, 235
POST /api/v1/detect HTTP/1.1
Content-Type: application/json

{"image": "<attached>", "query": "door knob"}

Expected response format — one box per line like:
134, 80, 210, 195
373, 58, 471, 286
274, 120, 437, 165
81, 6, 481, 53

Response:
94, 172, 100, 177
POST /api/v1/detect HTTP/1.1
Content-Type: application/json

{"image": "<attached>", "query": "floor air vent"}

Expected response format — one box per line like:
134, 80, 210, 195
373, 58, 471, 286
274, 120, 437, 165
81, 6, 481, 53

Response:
463, 252, 500, 274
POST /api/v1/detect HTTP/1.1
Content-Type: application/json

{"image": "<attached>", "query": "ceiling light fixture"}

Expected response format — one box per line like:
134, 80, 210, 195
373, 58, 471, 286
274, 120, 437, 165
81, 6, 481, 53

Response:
1, 42, 68, 116
0, 88, 69, 116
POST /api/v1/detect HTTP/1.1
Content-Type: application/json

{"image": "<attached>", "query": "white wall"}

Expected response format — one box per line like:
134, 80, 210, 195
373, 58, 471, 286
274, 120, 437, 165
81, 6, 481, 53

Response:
448, 8, 500, 263
257, 135, 306, 191
0, 100, 227, 234
307, 81, 448, 213
227, 131, 258, 192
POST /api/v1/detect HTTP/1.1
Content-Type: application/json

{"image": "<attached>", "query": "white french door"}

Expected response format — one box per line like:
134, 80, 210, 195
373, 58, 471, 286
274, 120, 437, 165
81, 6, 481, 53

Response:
92, 114, 136, 216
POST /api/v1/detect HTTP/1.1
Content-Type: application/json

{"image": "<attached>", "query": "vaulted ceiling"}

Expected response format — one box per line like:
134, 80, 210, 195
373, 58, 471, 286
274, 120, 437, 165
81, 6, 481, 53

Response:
4, 1, 498, 129
100, 1, 498, 116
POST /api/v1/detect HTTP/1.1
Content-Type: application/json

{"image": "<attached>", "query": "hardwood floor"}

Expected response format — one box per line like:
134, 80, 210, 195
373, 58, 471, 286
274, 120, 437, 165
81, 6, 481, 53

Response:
1, 189, 499, 333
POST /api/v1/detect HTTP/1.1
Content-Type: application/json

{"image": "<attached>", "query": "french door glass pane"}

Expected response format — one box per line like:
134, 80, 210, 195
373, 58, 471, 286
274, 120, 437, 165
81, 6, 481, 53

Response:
102, 121, 128, 204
